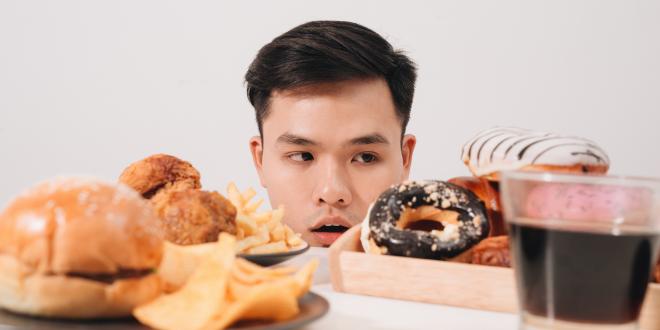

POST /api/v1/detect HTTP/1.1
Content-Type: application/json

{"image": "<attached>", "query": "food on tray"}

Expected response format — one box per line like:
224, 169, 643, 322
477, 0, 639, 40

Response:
226, 183, 305, 254
357, 127, 615, 271
470, 236, 510, 267
0, 177, 164, 319
151, 189, 237, 245
119, 153, 201, 199
448, 176, 505, 236
460, 126, 610, 180
134, 233, 317, 330
455, 127, 612, 236
360, 180, 489, 260
119, 154, 238, 245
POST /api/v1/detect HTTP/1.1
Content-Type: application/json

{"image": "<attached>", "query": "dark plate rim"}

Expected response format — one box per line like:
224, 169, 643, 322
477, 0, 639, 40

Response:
0, 291, 329, 330
228, 291, 329, 330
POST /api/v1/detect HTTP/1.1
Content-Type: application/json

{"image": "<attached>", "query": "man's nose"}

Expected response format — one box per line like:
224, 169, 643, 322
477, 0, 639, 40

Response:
313, 160, 352, 207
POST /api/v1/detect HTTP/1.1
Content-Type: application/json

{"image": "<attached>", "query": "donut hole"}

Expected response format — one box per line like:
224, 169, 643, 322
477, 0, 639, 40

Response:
405, 219, 445, 231
396, 205, 460, 232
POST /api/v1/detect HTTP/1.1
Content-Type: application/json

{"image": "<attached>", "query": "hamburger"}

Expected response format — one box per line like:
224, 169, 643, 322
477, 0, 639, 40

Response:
0, 177, 164, 319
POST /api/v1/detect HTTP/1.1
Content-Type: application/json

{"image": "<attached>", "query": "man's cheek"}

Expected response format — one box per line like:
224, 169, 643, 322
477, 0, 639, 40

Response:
283, 212, 310, 241
353, 168, 400, 202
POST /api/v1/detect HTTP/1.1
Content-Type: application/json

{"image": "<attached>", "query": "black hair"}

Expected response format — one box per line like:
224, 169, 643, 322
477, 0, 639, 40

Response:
245, 20, 417, 138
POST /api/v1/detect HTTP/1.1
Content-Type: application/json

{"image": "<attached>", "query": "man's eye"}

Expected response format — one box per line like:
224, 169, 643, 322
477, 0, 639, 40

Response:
353, 152, 378, 164
288, 152, 314, 162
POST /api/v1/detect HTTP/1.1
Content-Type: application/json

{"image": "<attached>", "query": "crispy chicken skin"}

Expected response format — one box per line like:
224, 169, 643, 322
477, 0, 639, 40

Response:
151, 189, 237, 245
119, 154, 236, 245
119, 154, 201, 199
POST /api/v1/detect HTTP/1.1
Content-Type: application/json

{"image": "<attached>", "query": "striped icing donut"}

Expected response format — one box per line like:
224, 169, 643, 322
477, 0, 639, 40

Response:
461, 127, 610, 179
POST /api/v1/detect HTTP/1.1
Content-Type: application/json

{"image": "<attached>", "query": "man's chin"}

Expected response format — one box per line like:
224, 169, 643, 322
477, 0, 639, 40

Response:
308, 231, 344, 247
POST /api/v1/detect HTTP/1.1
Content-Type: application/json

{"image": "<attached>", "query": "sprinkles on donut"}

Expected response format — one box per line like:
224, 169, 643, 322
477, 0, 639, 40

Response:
364, 180, 489, 260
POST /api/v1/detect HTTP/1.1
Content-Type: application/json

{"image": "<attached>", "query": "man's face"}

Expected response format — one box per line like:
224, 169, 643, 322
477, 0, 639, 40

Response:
250, 79, 416, 247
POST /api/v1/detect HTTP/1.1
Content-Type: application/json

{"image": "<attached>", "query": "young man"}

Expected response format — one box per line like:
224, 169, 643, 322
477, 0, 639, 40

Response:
245, 21, 418, 247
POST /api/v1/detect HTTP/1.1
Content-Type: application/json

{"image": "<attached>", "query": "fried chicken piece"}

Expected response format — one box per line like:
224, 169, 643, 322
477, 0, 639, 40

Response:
471, 235, 511, 267
654, 260, 660, 283
119, 153, 236, 245
151, 189, 237, 245
119, 154, 201, 199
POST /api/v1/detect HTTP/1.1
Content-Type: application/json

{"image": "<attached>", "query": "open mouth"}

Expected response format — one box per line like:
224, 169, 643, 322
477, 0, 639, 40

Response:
310, 224, 350, 246
311, 224, 349, 233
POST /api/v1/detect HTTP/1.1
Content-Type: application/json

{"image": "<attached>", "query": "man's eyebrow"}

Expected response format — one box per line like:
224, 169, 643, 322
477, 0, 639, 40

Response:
348, 133, 390, 145
276, 133, 318, 146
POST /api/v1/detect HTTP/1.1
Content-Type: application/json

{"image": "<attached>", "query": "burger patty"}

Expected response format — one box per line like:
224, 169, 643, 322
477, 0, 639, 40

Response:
58, 269, 155, 284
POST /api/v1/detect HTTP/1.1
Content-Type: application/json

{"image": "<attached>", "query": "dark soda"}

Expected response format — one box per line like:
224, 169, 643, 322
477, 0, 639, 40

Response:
509, 221, 660, 324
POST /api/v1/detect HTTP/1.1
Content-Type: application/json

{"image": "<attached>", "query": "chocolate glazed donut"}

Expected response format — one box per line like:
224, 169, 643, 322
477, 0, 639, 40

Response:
369, 180, 489, 259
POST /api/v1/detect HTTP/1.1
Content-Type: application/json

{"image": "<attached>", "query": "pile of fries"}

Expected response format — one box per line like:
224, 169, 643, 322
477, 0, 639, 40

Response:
226, 183, 304, 254
135, 234, 318, 330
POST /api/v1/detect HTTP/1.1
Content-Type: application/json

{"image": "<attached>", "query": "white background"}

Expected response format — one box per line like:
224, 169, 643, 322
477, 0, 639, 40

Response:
1, 0, 659, 206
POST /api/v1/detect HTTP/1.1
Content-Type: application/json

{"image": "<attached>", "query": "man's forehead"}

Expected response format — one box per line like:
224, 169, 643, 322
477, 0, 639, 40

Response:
264, 114, 401, 148
262, 78, 402, 145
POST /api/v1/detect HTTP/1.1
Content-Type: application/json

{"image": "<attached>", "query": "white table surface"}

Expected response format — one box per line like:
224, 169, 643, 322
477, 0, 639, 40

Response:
283, 247, 519, 330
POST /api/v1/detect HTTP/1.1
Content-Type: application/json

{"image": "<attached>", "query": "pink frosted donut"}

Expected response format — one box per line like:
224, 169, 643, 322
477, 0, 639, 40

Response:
524, 183, 653, 222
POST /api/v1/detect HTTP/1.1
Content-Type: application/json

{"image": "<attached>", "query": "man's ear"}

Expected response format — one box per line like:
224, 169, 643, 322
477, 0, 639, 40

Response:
249, 136, 267, 188
401, 134, 417, 180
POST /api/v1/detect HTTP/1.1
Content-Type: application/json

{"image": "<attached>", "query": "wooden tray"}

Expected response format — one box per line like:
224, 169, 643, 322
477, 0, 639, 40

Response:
329, 226, 660, 329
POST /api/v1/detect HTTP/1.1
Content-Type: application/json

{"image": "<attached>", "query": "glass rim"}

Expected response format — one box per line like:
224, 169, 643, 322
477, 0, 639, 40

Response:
500, 170, 660, 187
504, 215, 660, 234
500, 170, 660, 232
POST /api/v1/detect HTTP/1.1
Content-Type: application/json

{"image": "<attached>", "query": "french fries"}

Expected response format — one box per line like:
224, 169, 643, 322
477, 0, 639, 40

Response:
134, 234, 318, 330
226, 183, 304, 254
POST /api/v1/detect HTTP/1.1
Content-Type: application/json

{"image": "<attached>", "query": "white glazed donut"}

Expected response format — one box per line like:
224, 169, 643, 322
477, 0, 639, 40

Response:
461, 127, 610, 179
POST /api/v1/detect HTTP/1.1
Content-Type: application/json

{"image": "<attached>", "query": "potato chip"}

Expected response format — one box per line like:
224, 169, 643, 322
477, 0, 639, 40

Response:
231, 265, 267, 286
235, 258, 295, 277
133, 224, 318, 329
234, 279, 300, 321
292, 259, 319, 297
158, 242, 210, 292
205, 279, 300, 329
134, 234, 236, 330
136, 232, 318, 330
227, 275, 253, 300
